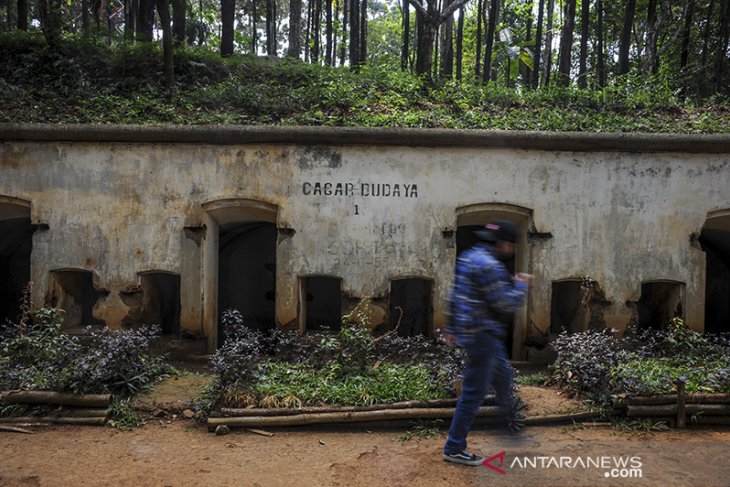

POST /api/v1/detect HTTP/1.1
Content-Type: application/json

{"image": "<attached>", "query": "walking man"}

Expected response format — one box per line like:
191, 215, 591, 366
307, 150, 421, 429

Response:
443, 220, 533, 466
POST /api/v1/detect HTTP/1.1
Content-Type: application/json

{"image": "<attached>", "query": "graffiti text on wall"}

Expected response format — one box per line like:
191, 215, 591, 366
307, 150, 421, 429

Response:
302, 182, 418, 198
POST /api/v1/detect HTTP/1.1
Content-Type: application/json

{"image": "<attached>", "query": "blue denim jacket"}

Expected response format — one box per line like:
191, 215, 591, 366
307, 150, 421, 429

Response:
446, 243, 528, 346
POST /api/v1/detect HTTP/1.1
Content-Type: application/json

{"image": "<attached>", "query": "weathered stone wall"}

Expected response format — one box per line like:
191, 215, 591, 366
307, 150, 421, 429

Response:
1, 125, 729, 357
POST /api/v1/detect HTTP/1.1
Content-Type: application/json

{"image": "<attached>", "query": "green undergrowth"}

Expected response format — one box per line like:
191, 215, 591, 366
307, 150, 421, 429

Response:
2, 31, 729, 132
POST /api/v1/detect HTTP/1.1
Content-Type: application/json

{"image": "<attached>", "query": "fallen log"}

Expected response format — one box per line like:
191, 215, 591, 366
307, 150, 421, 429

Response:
626, 404, 730, 417
54, 408, 109, 418
0, 416, 106, 426
220, 397, 492, 417
522, 411, 602, 426
1, 391, 112, 408
614, 393, 730, 408
209, 406, 504, 428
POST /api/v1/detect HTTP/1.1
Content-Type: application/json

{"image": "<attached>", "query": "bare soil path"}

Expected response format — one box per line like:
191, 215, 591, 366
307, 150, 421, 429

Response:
2, 377, 730, 487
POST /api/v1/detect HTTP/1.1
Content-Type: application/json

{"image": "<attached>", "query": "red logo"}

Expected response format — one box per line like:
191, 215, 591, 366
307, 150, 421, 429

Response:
482, 451, 507, 474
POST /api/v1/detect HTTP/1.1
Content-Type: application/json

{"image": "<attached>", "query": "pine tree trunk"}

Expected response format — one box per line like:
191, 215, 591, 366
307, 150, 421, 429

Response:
288, 0, 302, 57
644, 0, 658, 73
531, 0, 544, 88
220, 0, 234, 56
156, 0, 175, 99
325, 0, 333, 64
619, 0, 636, 75
577, 0, 589, 88
439, 0, 454, 79
172, 0, 185, 45
349, 0, 360, 65
401, 0, 410, 69
542, 0, 554, 86
251, 0, 258, 54
359, 0, 367, 63
455, 5, 464, 80
557, 0, 575, 87
17, 0, 28, 30
482, 0, 498, 84
716, 0, 730, 93
473, 0, 483, 77
136, 0, 154, 41
266, 0, 277, 55
680, 0, 694, 70
596, 0, 605, 87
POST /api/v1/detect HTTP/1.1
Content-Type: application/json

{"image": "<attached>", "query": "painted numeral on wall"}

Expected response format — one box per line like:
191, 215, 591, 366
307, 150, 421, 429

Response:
354, 204, 360, 215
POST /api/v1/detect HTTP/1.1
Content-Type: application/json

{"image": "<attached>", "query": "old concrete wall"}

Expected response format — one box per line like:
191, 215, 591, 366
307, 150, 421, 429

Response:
1, 125, 729, 357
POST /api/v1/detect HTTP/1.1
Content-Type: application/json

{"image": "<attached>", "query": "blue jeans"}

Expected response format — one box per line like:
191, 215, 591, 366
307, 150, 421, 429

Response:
444, 331, 514, 454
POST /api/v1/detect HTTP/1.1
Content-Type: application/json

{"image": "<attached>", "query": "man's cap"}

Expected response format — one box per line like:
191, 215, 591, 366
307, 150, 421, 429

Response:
474, 220, 518, 243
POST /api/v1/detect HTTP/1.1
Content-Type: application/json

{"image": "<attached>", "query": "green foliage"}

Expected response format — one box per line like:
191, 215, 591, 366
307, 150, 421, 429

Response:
548, 319, 730, 403
1, 33, 728, 132
0, 307, 170, 395
515, 371, 548, 386
254, 361, 449, 407
107, 397, 146, 430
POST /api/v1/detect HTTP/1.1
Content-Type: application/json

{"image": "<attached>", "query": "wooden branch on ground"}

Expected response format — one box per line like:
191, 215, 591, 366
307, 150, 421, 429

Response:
0, 417, 106, 425
209, 406, 504, 428
1, 391, 112, 408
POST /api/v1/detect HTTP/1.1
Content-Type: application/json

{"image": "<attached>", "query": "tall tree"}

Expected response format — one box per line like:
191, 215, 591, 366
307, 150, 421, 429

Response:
577, 0, 589, 88
359, 0, 367, 61
251, 0, 258, 55
38, 0, 63, 47
156, 0, 175, 99
137, 0, 155, 41
716, 0, 730, 93
643, 0, 659, 73
220, 0, 234, 56
124, 0, 137, 40
455, 4, 464, 80
542, 0, 554, 86
288, 0, 302, 57
618, 0, 636, 75
531, 0, 545, 88
349, 0, 361, 65
266, 0, 277, 55
172, 0, 186, 45
401, 0, 410, 69
439, 0, 454, 79
474, 0, 483, 77
596, 0, 605, 87
680, 0, 694, 71
325, 0, 333, 63
17, 0, 28, 30
408, 0, 471, 77
557, 0, 576, 86
482, 0, 499, 83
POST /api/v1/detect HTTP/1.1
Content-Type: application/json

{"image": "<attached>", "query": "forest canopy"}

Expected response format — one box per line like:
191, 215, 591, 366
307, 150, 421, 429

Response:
0, 0, 729, 131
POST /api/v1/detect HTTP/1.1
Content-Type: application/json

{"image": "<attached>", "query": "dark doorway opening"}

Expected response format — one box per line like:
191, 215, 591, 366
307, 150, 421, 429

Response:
700, 220, 730, 334
52, 270, 104, 330
303, 276, 341, 331
550, 280, 586, 334
141, 273, 181, 336
389, 278, 431, 337
637, 281, 684, 330
218, 222, 277, 332
0, 217, 33, 323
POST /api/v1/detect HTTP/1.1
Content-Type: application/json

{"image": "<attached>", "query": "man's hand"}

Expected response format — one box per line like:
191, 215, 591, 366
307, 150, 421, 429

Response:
515, 273, 534, 285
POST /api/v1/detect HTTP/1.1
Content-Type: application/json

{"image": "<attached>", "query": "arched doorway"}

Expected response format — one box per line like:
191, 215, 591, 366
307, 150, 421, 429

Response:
0, 197, 33, 323
202, 199, 278, 350
699, 210, 730, 334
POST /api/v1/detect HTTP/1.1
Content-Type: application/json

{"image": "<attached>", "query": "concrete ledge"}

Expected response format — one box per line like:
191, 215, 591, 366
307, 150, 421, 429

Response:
1, 124, 730, 153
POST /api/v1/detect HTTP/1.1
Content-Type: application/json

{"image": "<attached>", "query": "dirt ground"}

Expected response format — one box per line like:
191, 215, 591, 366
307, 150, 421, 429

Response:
2, 377, 730, 487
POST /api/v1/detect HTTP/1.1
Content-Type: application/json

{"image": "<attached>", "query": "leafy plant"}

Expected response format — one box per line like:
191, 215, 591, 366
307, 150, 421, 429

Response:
0, 307, 169, 395
391, 419, 443, 443
107, 397, 146, 430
